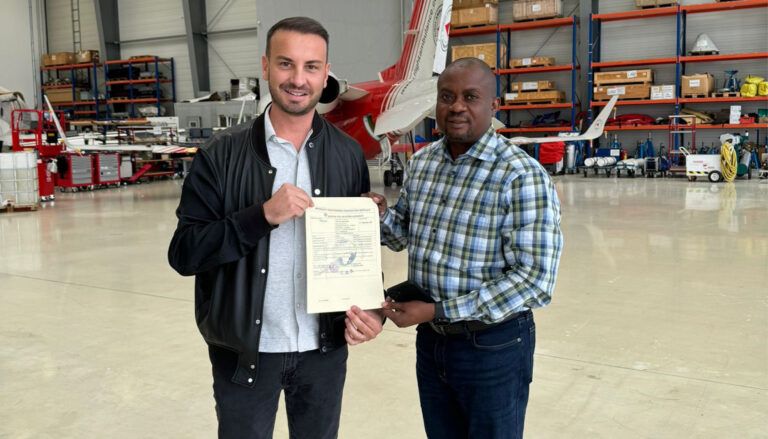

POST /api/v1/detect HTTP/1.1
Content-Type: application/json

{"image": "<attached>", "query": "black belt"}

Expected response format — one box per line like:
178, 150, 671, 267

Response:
427, 310, 530, 336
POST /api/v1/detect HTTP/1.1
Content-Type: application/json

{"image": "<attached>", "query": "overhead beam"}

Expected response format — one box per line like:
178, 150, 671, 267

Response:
182, 0, 210, 96
94, 0, 120, 61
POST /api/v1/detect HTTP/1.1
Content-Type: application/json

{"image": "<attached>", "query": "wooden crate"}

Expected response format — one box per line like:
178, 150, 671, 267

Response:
453, 4, 498, 28
45, 88, 79, 103
42, 52, 75, 67
509, 56, 555, 68
505, 90, 565, 104
635, 0, 678, 8
594, 69, 653, 86
451, 43, 505, 68
512, 0, 563, 22
593, 84, 651, 101
453, 0, 498, 9
509, 80, 556, 92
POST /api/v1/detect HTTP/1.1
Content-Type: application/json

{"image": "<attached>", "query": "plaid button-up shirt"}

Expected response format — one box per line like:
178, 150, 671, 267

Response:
381, 127, 563, 323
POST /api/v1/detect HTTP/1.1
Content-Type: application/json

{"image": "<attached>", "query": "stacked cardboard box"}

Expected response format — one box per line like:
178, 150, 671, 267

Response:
593, 69, 653, 101
451, 0, 499, 28
451, 43, 505, 68
651, 85, 676, 100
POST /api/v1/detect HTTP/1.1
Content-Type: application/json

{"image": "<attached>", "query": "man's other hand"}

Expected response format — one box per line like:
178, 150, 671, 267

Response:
381, 299, 436, 328
344, 306, 384, 345
362, 192, 387, 218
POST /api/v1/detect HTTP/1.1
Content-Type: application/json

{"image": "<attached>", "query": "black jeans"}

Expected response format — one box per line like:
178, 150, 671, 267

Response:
209, 345, 348, 439
416, 311, 536, 439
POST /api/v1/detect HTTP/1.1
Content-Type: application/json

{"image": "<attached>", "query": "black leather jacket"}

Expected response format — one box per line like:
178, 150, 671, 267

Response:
168, 111, 370, 387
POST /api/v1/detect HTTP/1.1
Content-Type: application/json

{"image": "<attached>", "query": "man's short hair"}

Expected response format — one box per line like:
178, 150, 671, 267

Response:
441, 57, 497, 95
266, 17, 329, 58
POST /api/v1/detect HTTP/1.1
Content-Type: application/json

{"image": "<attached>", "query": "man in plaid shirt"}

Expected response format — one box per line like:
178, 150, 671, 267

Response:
366, 58, 563, 438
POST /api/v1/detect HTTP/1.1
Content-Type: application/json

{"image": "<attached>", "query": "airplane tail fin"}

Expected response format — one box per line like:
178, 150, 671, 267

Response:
379, 0, 451, 83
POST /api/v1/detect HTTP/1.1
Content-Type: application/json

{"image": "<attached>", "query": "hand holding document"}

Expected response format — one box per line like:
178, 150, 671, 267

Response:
305, 197, 383, 313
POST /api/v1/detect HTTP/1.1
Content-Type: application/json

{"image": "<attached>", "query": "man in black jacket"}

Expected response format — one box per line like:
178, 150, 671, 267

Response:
168, 17, 383, 439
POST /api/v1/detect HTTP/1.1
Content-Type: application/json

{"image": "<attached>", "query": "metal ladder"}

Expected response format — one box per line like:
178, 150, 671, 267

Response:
71, 0, 81, 52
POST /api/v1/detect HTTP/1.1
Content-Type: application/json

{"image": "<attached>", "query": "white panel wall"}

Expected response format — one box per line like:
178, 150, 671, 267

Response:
256, 0, 402, 84
45, 0, 100, 53
206, 0, 259, 95
117, 0, 191, 100
0, 0, 47, 109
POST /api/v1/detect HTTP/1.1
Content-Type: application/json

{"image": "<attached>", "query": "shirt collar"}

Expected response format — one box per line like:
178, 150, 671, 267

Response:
442, 126, 498, 163
264, 105, 313, 146
264, 106, 279, 142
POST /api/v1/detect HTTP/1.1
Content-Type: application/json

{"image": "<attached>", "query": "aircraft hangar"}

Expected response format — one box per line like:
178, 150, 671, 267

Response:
0, 0, 766, 438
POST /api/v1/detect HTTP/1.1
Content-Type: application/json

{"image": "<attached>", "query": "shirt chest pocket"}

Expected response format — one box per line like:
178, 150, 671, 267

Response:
446, 197, 502, 268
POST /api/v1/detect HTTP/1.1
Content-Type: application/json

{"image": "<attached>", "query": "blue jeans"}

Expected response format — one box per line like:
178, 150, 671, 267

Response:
416, 311, 535, 439
209, 345, 348, 439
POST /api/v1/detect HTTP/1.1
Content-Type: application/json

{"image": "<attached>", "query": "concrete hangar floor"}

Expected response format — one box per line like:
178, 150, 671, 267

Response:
0, 168, 765, 438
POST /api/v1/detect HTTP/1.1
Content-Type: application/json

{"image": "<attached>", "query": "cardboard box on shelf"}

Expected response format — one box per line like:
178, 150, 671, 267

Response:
593, 84, 651, 101
75, 50, 99, 64
451, 43, 505, 68
453, 4, 498, 27
594, 69, 653, 86
681, 74, 715, 97
453, 0, 498, 10
651, 85, 676, 100
510, 80, 556, 92
509, 56, 555, 68
512, 0, 563, 22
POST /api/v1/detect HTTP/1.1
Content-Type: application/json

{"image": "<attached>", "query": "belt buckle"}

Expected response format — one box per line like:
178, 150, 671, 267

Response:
429, 322, 448, 336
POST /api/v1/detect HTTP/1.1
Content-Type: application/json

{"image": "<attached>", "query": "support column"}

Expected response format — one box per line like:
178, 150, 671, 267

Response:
94, 0, 120, 61
182, 0, 210, 97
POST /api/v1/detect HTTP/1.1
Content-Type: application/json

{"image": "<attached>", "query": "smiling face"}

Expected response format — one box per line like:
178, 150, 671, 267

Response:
262, 29, 330, 117
435, 60, 499, 150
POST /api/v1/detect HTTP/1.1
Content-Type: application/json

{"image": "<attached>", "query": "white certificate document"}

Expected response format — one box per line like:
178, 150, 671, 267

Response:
305, 197, 383, 313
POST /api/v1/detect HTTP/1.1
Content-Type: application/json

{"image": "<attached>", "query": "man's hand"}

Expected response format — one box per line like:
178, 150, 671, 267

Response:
381, 299, 436, 328
344, 306, 384, 345
263, 184, 314, 225
362, 192, 387, 218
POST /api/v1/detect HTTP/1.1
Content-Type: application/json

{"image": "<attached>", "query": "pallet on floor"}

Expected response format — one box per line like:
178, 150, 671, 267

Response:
0, 203, 39, 213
